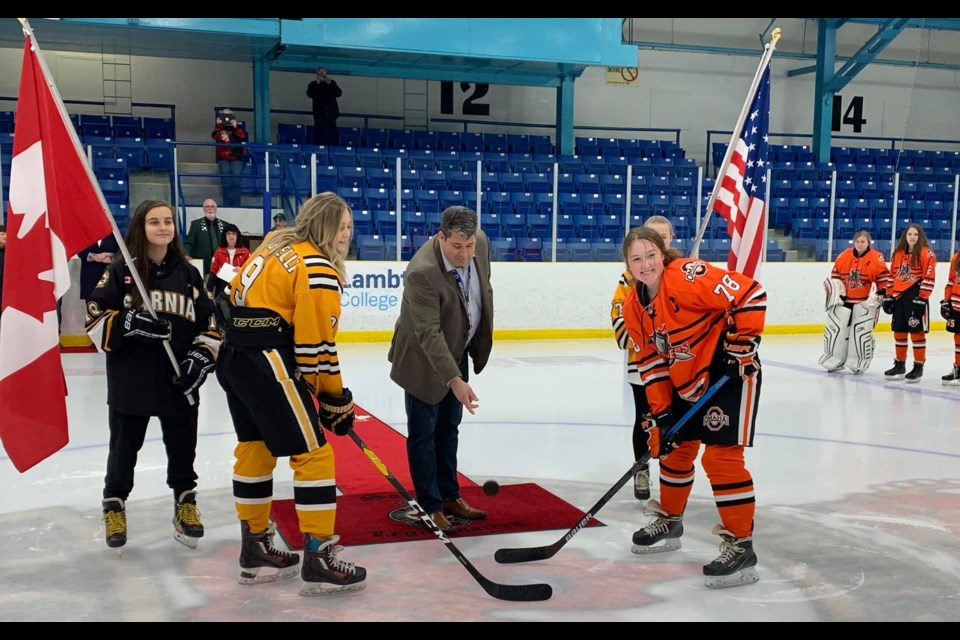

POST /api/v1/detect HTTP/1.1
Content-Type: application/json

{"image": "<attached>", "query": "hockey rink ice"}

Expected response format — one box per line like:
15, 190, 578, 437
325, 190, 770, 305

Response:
1, 334, 959, 622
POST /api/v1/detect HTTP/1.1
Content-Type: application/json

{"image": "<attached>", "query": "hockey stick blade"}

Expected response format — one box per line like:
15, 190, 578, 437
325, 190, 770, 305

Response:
494, 375, 731, 565
347, 429, 553, 601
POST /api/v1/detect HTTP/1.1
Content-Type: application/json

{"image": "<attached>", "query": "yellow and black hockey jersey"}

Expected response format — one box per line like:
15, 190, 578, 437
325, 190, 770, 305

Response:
611, 270, 643, 384
228, 239, 345, 398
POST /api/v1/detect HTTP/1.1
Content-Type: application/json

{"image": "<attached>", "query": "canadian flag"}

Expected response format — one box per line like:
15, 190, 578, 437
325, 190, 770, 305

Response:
0, 33, 114, 472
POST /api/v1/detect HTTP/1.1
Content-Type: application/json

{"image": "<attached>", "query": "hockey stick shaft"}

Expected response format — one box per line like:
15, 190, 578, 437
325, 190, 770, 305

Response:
346, 428, 553, 601
494, 374, 731, 564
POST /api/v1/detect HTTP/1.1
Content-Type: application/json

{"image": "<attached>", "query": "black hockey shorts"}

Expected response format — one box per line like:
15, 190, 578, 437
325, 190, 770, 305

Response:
891, 284, 928, 333
669, 354, 762, 448
216, 342, 327, 458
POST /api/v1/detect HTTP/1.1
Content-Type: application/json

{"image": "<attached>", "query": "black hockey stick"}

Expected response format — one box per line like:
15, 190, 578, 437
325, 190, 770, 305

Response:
346, 428, 553, 602
494, 374, 731, 564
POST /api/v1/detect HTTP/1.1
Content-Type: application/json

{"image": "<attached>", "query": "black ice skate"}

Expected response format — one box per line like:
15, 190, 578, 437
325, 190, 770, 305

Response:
942, 365, 960, 386
239, 521, 300, 585
703, 525, 759, 589
884, 359, 906, 380
102, 497, 127, 550
904, 362, 924, 384
631, 499, 683, 554
633, 463, 651, 501
173, 490, 204, 549
300, 534, 367, 596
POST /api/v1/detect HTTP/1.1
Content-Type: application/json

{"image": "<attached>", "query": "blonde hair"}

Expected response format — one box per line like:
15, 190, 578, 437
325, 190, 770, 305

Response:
644, 215, 675, 243
264, 192, 351, 280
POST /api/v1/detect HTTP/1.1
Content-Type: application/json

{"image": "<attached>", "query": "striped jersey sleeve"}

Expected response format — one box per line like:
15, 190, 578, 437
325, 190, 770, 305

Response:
293, 253, 344, 397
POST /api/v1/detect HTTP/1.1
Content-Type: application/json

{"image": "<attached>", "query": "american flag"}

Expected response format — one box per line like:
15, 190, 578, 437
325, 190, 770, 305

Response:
712, 67, 771, 279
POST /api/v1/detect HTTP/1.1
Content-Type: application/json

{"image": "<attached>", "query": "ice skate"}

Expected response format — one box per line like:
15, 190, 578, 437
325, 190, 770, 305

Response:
633, 463, 651, 501
172, 490, 204, 549
703, 525, 759, 588
884, 359, 906, 380
300, 534, 367, 596
904, 362, 924, 384
942, 365, 960, 386
102, 497, 127, 552
239, 521, 300, 585
630, 499, 683, 554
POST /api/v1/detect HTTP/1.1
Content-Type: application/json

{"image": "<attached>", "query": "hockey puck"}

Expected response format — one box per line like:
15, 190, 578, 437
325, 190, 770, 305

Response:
483, 480, 500, 496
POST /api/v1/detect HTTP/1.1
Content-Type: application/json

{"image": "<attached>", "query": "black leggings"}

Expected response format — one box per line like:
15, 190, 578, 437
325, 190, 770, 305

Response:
103, 408, 199, 501
630, 383, 651, 462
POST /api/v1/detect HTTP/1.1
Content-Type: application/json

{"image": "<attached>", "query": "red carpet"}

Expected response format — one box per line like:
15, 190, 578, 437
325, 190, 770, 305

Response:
271, 406, 602, 548
273, 482, 602, 548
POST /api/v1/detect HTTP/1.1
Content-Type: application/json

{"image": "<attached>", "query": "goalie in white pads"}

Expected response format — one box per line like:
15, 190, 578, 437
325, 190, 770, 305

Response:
819, 231, 891, 374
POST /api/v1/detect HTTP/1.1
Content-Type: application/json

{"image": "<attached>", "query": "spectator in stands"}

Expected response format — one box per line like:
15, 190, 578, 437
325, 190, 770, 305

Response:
271, 213, 288, 232
185, 199, 230, 274
211, 108, 247, 207
78, 233, 120, 301
307, 67, 342, 147
207, 223, 250, 294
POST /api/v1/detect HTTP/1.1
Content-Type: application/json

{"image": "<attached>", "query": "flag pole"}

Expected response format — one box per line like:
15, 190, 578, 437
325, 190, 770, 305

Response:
691, 27, 780, 260
17, 19, 194, 404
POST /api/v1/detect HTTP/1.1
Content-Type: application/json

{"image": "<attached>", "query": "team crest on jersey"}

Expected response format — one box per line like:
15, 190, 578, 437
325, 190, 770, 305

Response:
848, 269, 863, 290
651, 323, 694, 364
680, 260, 707, 282
703, 406, 730, 431
897, 263, 913, 281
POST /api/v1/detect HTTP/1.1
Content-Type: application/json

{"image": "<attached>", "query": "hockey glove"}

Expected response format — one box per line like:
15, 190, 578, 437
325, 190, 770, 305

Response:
173, 347, 216, 396
941, 299, 952, 321
122, 309, 172, 343
881, 296, 896, 315
318, 387, 355, 436
910, 297, 928, 321
723, 332, 761, 380
641, 410, 679, 459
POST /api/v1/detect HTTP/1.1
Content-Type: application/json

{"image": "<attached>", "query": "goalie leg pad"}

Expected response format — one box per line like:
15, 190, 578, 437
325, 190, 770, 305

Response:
848, 301, 880, 374
819, 304, 852, 371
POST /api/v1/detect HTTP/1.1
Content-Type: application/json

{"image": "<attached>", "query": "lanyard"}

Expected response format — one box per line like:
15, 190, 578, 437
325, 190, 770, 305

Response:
451, 263, 472, 303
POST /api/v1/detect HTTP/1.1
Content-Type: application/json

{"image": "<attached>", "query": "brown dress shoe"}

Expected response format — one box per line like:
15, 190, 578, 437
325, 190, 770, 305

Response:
443, 498, 487, 520
428, 511, 458, 533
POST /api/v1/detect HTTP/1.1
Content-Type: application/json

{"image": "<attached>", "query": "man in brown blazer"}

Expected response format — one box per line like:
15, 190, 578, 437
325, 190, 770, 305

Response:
388, 206, 494, 533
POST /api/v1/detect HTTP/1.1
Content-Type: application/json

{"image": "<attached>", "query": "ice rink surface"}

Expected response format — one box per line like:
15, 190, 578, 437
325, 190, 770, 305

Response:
2, 334, 959, 621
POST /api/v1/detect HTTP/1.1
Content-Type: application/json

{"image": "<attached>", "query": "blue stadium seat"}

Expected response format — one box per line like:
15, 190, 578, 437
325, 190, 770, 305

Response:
491, 238, 517, 261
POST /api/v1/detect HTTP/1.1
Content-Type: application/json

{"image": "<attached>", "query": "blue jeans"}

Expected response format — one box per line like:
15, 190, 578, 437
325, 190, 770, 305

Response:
405, 353, 469, 514
217, 159, 244, 207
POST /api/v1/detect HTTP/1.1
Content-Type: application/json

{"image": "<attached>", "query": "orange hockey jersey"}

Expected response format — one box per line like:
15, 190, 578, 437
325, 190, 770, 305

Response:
622, 259, 767, 414
889, 247, 936, 299
830, 247, 892, 303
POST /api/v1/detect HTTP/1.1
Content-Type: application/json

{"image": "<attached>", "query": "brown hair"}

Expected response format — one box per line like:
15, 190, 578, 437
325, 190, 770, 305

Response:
894, 223, 930, 268
621, 226, 682, 269
118, 199, 188, 309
